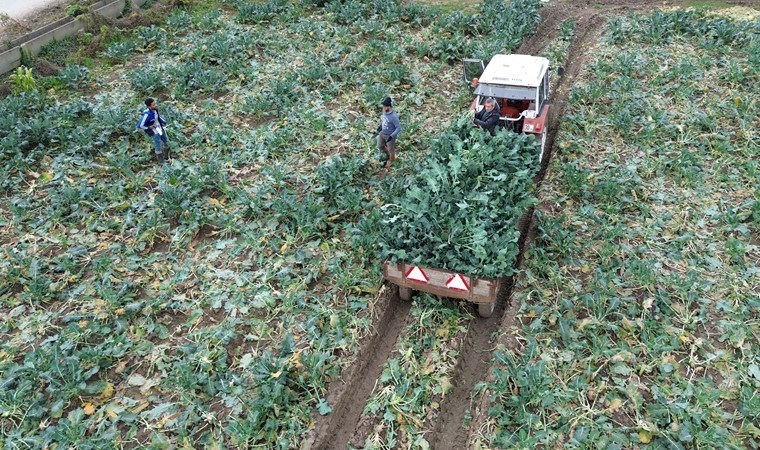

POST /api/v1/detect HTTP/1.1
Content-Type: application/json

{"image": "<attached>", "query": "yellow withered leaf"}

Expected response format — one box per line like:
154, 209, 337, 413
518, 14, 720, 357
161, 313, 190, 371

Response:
101, 382, 115, 400
131, 400, 150, 413
439, 376, 453, 395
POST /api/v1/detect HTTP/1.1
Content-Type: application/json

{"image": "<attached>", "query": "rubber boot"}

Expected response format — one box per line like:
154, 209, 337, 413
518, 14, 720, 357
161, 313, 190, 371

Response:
155, 152, 166, 164
164, 146, 171, 161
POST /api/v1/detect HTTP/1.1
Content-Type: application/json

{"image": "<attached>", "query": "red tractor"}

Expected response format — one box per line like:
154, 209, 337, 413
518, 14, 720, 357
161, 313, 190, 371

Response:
464, 54, 552, 162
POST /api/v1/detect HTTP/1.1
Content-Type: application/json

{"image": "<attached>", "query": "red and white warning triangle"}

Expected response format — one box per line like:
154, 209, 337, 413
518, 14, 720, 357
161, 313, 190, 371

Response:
405, 266, 429, 283
446, 273, 470, 292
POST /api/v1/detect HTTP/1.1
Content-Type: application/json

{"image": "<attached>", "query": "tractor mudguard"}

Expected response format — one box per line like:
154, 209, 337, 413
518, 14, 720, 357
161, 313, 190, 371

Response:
523, 104, 551, 134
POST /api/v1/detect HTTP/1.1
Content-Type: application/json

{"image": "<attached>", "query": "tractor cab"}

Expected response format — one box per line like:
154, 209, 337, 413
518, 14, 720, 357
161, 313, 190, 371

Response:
463, 54, 552, 162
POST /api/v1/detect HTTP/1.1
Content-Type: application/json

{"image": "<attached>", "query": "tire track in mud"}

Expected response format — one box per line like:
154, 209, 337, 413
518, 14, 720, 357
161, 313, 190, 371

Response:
427, 2, 638, 448
308, 287, 412, 450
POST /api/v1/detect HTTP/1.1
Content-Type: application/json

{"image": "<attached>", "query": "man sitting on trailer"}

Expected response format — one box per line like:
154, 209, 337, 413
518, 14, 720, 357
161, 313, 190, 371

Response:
473, 97, 500, 135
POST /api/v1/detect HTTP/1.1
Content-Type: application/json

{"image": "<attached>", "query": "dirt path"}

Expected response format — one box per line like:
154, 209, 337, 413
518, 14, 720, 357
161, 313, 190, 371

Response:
307, 288, 413, 450
0, 0, 94, 48
0, 0, 70, 21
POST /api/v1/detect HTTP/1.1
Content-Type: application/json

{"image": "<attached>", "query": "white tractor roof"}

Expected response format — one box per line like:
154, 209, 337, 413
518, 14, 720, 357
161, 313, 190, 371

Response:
478, 54, 550, 87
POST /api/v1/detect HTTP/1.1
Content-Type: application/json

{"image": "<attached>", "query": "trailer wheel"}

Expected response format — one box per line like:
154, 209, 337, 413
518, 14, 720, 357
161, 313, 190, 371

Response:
399, 286, 413, 301
478, 301, 495, 318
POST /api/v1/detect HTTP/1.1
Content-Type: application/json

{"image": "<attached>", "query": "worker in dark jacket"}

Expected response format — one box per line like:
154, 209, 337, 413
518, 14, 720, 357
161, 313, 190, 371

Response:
474, 97, 500, 135
137, 98, 170, 164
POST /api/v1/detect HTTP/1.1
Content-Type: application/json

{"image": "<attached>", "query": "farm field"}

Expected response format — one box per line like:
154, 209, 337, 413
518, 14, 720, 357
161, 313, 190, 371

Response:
471, 6, 759, 450
0, 0, 540, 447
0, 0, 757, 449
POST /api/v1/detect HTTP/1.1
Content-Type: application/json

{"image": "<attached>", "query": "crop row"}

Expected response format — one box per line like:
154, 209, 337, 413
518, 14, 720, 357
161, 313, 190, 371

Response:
0, 0, 543, 447
476, 9, 758, 449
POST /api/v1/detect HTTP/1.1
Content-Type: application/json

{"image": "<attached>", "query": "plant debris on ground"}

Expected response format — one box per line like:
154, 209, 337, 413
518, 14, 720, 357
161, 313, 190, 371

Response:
0, 0, 542, 447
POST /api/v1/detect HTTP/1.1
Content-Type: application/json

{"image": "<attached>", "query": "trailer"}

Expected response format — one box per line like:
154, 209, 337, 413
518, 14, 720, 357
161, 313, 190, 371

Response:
383, 262, 501, 318
382, 54, 553, 318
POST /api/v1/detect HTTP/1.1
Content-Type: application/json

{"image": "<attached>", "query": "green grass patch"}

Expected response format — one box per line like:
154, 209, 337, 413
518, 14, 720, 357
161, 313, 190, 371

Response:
37, 35, 82, 66
413, 0, 481, 12
683, 0, 735, 9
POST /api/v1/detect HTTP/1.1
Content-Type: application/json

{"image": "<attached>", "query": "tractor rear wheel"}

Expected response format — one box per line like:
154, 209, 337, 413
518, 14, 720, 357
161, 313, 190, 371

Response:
399, 286, 413, 301
478, 301, 495, 318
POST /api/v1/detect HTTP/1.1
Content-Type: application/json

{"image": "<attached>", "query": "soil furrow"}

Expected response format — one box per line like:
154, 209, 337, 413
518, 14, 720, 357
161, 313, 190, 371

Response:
309, 289, 412, 450
424, 264, 518, 450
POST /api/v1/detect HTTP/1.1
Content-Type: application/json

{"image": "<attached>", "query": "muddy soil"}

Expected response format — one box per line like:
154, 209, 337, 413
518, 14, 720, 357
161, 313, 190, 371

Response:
305, 286, 413, 450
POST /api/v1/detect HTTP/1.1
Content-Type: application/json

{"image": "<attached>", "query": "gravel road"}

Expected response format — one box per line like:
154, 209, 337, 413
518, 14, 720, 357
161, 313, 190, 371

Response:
0, 0, 69, 22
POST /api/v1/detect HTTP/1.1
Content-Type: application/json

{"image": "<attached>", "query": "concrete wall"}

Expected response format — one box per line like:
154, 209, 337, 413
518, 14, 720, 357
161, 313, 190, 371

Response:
0, 0, 148, 76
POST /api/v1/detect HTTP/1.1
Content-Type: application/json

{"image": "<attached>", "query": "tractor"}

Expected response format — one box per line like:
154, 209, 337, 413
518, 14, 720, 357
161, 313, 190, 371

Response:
463, 54, 553, 163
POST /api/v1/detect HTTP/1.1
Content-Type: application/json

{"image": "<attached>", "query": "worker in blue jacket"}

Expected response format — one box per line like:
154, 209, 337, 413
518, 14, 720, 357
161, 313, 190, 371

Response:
376, 97, 402, 168
137, 98, 170, 164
